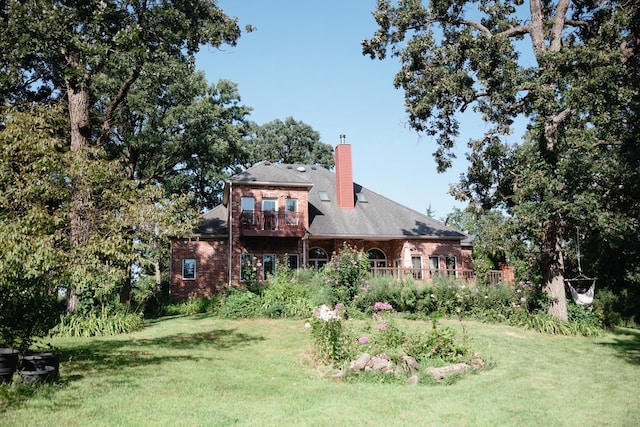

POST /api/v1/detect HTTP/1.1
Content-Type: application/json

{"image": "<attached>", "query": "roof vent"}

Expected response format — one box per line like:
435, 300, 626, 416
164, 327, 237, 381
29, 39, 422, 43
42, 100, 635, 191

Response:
296, 166, 306, 172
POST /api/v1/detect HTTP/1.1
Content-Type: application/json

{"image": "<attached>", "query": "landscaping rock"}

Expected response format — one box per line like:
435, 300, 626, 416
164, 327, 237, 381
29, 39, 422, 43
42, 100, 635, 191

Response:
349, 353, 372, 373
400, 355, 419, 373
370, 355, 394, 374
349, 353, 394, 374
407, 374, 419, 385
425, 363, 470, 380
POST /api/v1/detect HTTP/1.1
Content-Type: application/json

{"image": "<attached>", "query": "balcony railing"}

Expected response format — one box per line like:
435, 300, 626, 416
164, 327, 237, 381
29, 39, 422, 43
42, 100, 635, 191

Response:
239, 211, 304, 237
369, 267, 506, 284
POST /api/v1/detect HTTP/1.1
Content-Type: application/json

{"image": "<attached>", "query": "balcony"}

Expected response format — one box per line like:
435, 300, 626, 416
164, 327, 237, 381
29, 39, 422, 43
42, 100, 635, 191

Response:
239, 211, 305, 237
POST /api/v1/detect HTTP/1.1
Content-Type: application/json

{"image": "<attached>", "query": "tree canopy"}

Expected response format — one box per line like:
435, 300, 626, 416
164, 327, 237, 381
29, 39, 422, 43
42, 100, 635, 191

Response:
364, 0, 639, 320
244, 117, 335, 169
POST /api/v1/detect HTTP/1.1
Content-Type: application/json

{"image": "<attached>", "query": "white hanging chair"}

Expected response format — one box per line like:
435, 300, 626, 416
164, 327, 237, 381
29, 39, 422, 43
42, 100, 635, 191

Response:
564, 227, 597, 306
565, 275, 596, 305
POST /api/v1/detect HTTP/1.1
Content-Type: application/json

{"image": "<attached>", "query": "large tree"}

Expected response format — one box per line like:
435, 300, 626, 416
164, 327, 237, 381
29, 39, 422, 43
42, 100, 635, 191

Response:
0, 105, 69, 349
363, 0, 639, 320
0, 0, 241, 245
244, 117, 335, 169
1, 1, 245, 310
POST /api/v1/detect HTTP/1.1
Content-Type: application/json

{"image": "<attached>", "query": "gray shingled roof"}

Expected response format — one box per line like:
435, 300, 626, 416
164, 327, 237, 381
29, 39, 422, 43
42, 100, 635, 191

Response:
204, 162, 467, 241
194, 204, 227, 236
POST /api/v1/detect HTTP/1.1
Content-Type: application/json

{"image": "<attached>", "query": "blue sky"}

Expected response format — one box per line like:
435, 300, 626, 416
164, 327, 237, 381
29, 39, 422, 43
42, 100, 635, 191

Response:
195, 0, 503, 219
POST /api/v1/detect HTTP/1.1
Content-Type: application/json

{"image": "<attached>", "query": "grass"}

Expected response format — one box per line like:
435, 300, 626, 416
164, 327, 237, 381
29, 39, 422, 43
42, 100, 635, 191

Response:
1, 316, 639, 427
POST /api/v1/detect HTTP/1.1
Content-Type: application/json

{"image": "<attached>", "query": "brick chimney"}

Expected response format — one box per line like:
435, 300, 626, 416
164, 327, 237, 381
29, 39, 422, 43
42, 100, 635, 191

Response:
335, 134, 354, 209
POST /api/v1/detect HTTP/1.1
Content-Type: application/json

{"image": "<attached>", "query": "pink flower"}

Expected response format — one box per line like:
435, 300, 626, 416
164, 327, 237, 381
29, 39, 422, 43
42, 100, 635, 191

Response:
377, 323, 387, 331
373, 301, 393, 311
358, 336, 369, 345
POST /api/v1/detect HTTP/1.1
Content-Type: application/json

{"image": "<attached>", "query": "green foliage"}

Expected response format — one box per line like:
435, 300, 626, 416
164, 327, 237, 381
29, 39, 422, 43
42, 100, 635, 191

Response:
363, 0, 640, 322
52, 312, 144, 337
0, 106, 69, 351
308, 304, 349, 363
308, 302, 474, 377
320, 243, 370, 303
244, 117, 335, 169
260, 265, 314, 318
217, 289, 262, 319
160, 297, 220, 317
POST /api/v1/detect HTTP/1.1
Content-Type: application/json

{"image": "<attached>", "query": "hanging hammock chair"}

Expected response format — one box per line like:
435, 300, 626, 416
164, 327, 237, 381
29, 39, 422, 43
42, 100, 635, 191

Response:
565, 274, 596, 305
564, 227, 597, 306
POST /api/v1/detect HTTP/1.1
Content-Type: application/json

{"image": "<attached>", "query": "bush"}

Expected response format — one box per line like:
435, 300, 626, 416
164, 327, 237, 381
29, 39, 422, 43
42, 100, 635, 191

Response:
320, 242, 370, 303
307, 302, 475, 375
261, 263, 314, 318
160, 297, 220, 316
0, 276, 64, 351
307, 304, 350, 363
218, 289, 262, 319
52, 312, 144, 337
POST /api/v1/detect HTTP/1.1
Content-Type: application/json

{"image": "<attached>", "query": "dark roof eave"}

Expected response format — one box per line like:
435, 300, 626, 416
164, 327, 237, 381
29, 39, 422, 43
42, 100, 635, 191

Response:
308, 234, 466, 241
228, 179, 314, 189
189, 233, 228, 239
222, 179, 313, 206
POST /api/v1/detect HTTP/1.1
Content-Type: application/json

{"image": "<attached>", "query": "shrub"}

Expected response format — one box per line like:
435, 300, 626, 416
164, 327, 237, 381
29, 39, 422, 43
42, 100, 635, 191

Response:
52, 312, 144, 337
307, 302, 475, 377
160, 297, 219, 316
218, 289, 262, 319
261, 263, 314, 318
307, 304, 350, 363
320, 242, 370, 303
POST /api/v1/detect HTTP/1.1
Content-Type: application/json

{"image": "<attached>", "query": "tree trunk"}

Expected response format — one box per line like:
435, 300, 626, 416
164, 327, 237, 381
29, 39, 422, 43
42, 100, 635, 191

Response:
154, 259, 162, 291
67, 82, 93, 312
541, 218, 568, 321
68, 84, 93, 247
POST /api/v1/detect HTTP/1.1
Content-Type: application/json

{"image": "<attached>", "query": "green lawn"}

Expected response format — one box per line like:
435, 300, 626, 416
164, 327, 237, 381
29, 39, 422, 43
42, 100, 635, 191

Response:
2, 316, 639, 426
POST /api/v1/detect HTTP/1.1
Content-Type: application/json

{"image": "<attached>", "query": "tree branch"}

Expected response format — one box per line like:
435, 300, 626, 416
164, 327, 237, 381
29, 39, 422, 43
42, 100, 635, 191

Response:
550, 0, 571, 52
97, 69, 141, 146
544, 108, 574, 151
529, 0, 547, 53
496, 25, 532, 39
461, 19, 492, 37
456, 19, 530, 40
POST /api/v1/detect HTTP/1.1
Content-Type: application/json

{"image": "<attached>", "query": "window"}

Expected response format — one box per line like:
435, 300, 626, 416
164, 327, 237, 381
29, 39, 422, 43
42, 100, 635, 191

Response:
429, 256, 440, 277
182, 259, 196, 280
241, 197, 256, 226
241, 197, 255, 212
287, 254, 299, 270
285, 198, 298, 225
446, 256, 457, 277
261, 199, 277, 230
285, 198, 298, 212
263, 254, 276, 280
262, 199, 277, 211
309, 247, 328, 271
367, 249, 386, 267
411, 255, 423, 280
318, 191, 330, 201
367, 249, 387, 276
356, 192, 367, 202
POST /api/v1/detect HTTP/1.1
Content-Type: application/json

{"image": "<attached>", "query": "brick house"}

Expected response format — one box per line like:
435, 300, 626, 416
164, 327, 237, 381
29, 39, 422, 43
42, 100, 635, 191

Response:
170, 141, 473, 299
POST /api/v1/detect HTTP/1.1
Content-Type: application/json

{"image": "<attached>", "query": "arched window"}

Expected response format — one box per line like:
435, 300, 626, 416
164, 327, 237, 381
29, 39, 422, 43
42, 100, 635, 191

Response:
367, 249, 387, 268
309, 247, 328, 271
